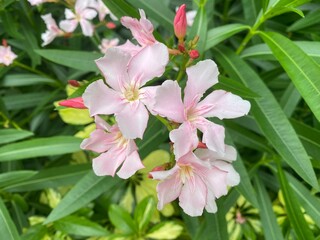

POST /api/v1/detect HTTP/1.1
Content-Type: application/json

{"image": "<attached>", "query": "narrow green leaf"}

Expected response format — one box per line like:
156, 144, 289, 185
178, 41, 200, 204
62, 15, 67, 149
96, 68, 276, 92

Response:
241, 0, 259, 24
0, 170, 36, 188
213, 46, 318, 189
44, 171, 121, 223
3, 92, 50, 110
259, 32, 320, 122
127, 0, 174, 31
188, 5, 207, 54
5, 164, 90, 192
35, 50, 102, 72
134, 196, 155, 232
0, 129, 33, 145
288, 9, 320, 31
0, 197, 20, 240
1, 74, 57, 87
109, 205, 137, 234
279, 83, 301, 117
54, 216, 109, 237
205, 24, 250, 50
102, 0, 139, 19
0, 136, 82, 162
276, 160, 315, 239
253, 175, 284, 240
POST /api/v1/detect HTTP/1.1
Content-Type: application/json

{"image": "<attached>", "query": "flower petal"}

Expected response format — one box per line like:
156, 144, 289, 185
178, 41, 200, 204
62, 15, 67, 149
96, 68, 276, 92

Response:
170, 123, 198, 160
83, 79, 123, 116
80, 19, 94, 36
150, 165, 180, 180
116, 40, 142, 56
179, 175, 207, 217
95, 48, 131, 91
140, 85, 160, 115
184, 60, 219, 107
117, 151, 144, 179
94, 115, 111, 131
128, 43, 169, 87
197, 90, 251, 119
211, 160, 240, 186
80, 129, 112, 153
59, 19, 78, 33
64, 8, 76, 19
195, 145, 237, 162
115, 101, 149, 139
82, 9, 97, 20
153, 80, 185, 123
202, 167, 228, 198
205, 189, 218, 213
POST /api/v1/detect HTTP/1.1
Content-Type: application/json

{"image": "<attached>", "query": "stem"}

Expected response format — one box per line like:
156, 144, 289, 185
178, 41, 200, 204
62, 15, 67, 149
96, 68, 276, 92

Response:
0, 113, 21, 130
156, 115, 174, 131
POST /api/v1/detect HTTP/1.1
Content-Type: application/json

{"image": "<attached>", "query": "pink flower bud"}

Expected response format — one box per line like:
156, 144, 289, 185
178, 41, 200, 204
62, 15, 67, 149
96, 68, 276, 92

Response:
174, 4, 187, 41
2, 39, 7, 47
197, 142, 207, 149
189, 49, 199, 59
68, 80, 80, 87
59, 97, 87, 109
106, 22, 116, 29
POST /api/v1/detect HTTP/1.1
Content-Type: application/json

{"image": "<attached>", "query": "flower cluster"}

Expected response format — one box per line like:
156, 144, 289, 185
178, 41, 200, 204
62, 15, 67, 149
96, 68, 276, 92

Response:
78, 6, 250, 217
0, 40, 17, 66
30, 0, 118, 49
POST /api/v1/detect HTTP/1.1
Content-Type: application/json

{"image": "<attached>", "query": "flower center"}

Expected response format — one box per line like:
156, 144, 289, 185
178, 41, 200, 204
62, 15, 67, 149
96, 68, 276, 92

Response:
124, 86, 140, 102
114, 131, 128, 147
179, 164, 194, 184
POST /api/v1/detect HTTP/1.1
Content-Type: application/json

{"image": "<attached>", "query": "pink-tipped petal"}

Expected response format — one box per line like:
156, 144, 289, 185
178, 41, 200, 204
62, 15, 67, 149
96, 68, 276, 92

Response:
128, 43, 169, 87
83, 80, 124, 116
156, 172, 182, 210
92, 147, 126, 176
153, 80, 185, 123
184, 60, 219, 106
95, 48, 131, 91
197, 90, 251, 119
59, 19, 78, 33
80, 19, 94, 36
170, 123, 198, 160
115, 101, 149, 139
117, 151, 144, 179
80, 129, 112, 153
179, 175, 207, 217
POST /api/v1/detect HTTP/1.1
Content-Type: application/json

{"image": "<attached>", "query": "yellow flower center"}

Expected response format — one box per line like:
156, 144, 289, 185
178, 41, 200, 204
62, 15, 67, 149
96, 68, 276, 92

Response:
124, 86, 140, 102
179, 164, 194, 184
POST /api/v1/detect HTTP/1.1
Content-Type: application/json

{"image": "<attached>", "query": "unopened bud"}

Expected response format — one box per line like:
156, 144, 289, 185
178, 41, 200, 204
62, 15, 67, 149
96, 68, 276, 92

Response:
2, 39, 7, 47
68, 80, 80, 87
178, 43, 185, 52
59, 97, 87, 109
106, 22, 116, 29
189, 49, 199, 59
174, 4, 187, 42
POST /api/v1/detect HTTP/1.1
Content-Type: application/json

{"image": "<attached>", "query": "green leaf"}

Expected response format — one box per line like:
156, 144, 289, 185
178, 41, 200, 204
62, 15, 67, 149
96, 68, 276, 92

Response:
1, 74, 57, 87
205, 24, 250, 50
3, 92, 51, 110
54, 216, 109, 237
102, 0, 139, 19
35, 50, 102, 72
253, 175, 284, 240
288, 9, 320, 32
21, 224, 47, 240
127, 0, 174, 31
259, 32, 320, 122
109, 205, 136, 234
146, 221, 183, 239
188, 5, 207, 54
241, 0, 260, 24
134, 196, 155, 233
279, 83, 301, 117
0, 129, 33, 145
276, 160, 315, 239
213, 46, 318, 189
44, 171, 121, 223
0, 197, 20, 240
0, 170, 36, 188
0, 136, 82, 162
5, 164, 90, 192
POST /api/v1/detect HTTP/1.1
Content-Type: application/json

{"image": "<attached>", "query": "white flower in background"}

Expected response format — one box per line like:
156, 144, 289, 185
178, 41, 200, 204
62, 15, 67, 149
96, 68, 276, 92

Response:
0, 45, 17, 66
41, 13, 64, 46
98, 38, 119, 54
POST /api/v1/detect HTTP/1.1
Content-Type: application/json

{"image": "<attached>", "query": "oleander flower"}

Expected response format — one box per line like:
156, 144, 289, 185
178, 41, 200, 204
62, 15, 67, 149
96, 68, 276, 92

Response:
91, 0, 117, 21
0, 45, 17, 66
81, 116, 144, 179
41, 13, 64, 46
28, 0, 55, 6
83, 43, 169, 139
59, 0, 97, 36
153, 60, 250, 156
98, 38, 119, 54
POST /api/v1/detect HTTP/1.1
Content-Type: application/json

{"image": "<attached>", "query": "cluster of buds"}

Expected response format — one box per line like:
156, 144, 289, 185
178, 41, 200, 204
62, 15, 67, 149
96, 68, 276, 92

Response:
60, 5, 250, 217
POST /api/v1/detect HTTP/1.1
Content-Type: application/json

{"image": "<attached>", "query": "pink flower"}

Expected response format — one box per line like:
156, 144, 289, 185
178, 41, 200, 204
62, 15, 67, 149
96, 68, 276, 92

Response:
174, 4, 187, 41
153, 60, 250, 156
41, 14, 64, 46
150, 145, 239, 217
83, 43, 169, 139
121, 9, 156, 47
28, 0, 52, 6
59, 0, 97, 37
98, 38, 119, 54
59, 97, 87, 109
81, 116, 144, 179
91, 0, 117, 21
0, 45, 17, 66
186, 10, 197, 27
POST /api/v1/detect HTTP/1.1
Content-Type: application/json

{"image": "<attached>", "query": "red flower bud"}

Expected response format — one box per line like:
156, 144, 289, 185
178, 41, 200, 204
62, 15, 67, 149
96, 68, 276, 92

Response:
68, 80, 80, 87
189, 49, 199, 59
174, 4, 187, 41
106, 22, 116, 29
59, 97, 87, 109
2, 39, 7, 47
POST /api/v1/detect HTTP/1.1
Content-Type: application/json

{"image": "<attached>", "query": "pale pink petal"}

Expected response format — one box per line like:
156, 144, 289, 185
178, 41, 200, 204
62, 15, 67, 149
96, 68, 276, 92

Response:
170, 123, 198, 160
75, 0, 93, 12
196, 90, 250, 119
116, 40, 142, 56
117, 151, 144, 179
80, 19, 94, 36
153, 80, 185, 123
139, 86, 160, 115
205, 189, 218, 213
82, 9, 97, 20
156, 172, 182, 210
59, 19, 78, 33
202, 167, 228, 198
65, 9, 76, 19
80, 129, 112, 153
150, 165, 180, 180
115, 101, 149, 139
94, 115, 111, 131
83, 80, 124, 116
211, 160, 240, 186
195, 118, 225, 153
195, 145, 237, 162
184, 60, 219, 107
128, 43, 169, 87
92, 147, 126, 176
179, 175, 207, 217
126, 139, 138, 155
95, 48, 131, 91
